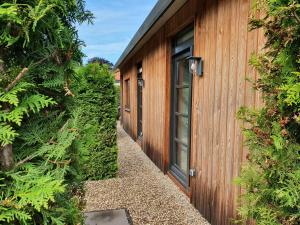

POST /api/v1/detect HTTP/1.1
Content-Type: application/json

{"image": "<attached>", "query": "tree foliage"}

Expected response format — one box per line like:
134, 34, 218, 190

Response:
0, 123, 81, 224
0, 0, 100, 224
0, 0, 93, 148
236, 1, 300, 224
87, 57, 114, 69
0, 82, 56, 145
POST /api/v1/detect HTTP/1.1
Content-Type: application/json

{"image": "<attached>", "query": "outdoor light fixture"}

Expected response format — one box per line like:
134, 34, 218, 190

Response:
188, 56, 203, 77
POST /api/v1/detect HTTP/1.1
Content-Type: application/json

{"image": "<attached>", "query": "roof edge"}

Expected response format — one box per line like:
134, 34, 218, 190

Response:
114, 0, 174, 69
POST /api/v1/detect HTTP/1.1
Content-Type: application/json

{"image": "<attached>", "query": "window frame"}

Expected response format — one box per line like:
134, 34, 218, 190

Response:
124, 78, 131, 112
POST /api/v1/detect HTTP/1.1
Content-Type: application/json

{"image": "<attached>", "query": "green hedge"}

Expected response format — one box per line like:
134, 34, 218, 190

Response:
0, 0, 93, 224
236, 1, 300, 224
71, 63, 118, 180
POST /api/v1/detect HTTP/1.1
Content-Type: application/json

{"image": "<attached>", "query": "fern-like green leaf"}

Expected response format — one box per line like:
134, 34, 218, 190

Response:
0, 207, 31, 223
0, 123, 18, 146
20, 94, 56, 114
0, 82, 34, 106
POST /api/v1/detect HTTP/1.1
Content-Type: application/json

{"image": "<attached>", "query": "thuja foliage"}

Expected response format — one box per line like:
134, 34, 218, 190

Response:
0, 82, 55, 146
70, 63, 118, 180
0, 122, 83, 224
236, 0, 300, 224
0, 0, 100, 224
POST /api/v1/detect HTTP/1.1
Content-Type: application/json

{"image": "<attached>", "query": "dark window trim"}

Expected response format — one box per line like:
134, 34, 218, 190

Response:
124, 78, 131, 112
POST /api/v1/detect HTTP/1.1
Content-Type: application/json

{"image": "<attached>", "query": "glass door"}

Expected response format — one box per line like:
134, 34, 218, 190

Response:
170, 27, 193, 188
137, 63, 143, 140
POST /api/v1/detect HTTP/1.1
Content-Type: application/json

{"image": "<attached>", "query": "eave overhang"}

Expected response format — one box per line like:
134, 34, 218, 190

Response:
114, 0, 188, 69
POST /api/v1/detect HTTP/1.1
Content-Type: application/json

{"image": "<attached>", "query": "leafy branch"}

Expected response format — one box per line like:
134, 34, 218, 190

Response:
236, 1, 300, 224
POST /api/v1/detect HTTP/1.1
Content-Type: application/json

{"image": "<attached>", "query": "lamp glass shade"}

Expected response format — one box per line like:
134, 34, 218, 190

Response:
187, 57, 203, 77
189, 58, 198, 75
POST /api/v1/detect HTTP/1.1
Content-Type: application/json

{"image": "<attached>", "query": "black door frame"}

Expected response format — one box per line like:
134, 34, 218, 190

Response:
137, 62, 143, 141
169, 27, 194, 188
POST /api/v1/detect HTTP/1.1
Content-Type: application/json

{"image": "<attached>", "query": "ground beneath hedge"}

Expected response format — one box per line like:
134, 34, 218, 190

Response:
84, 122, 209, 225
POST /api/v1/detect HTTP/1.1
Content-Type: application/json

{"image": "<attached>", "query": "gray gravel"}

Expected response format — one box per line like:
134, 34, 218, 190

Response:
84, 123, 210, 225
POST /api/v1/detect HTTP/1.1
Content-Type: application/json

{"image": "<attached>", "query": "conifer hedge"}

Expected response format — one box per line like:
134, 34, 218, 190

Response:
236, 1, 300, 224
0, 1, 118, 224
71, 63, 118, 180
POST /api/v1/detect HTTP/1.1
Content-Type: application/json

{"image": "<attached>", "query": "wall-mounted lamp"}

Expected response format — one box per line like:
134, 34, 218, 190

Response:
187, 56, 203, 77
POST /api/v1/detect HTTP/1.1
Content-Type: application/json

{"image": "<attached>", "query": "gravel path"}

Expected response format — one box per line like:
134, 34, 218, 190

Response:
84, 123, 210, 225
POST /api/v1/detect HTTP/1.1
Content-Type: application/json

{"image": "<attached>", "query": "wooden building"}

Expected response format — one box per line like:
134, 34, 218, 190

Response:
115, 0, 264, 224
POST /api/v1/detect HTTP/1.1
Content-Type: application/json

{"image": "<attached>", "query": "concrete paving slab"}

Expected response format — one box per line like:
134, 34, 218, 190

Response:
85, 209, 131, 225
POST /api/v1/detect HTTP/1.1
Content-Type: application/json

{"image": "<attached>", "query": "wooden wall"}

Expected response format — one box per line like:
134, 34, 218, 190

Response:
119, 0, 265, 224
120, 28, 167, 169
121, 63, 137, 139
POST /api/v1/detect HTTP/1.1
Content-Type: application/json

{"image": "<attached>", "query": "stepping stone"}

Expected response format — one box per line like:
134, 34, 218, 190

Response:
85, 209, 131, 225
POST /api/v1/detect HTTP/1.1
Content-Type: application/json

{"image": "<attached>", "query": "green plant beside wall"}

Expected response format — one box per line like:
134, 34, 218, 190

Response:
70, 63, 118, 180
236, 1, 300, 224
0, 0, 93, 224
115, 85, 121, 119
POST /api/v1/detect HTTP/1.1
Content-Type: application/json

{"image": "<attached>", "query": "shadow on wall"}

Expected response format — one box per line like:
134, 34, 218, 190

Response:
143, 141, 163, 171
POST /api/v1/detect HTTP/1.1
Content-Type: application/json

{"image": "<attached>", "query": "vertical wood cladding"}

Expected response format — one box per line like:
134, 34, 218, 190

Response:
119, 0, 265, 224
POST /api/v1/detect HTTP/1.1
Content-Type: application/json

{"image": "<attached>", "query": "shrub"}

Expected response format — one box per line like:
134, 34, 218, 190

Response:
0, 0, 93, 224
71, 63, 118, 180
115, 85, 121, 119
0, 119, 84, 224
236, 1, 300, 224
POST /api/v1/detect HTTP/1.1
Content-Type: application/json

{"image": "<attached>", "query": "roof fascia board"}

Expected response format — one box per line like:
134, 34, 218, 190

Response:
114, 0, 174, 69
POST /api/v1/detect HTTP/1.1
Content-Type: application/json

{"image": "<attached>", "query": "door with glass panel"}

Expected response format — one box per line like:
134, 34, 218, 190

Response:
137, 63, 143, 141
170, 27, 193, 188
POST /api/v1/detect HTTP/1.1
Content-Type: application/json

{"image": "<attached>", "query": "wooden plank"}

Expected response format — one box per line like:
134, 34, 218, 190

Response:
212, 0, 226, 223
206, 0, 219, 224
163, 31, 171, 173
219, 0, 232, 223
196, 0, 209, 217
226, 0, 240, 220
202, 0, 220, 221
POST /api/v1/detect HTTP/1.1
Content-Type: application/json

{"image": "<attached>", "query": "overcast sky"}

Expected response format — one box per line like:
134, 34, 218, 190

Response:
77, 0, 158, 64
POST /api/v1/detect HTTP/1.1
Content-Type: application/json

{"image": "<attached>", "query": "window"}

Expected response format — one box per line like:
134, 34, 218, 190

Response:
124, 78, 130, 111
